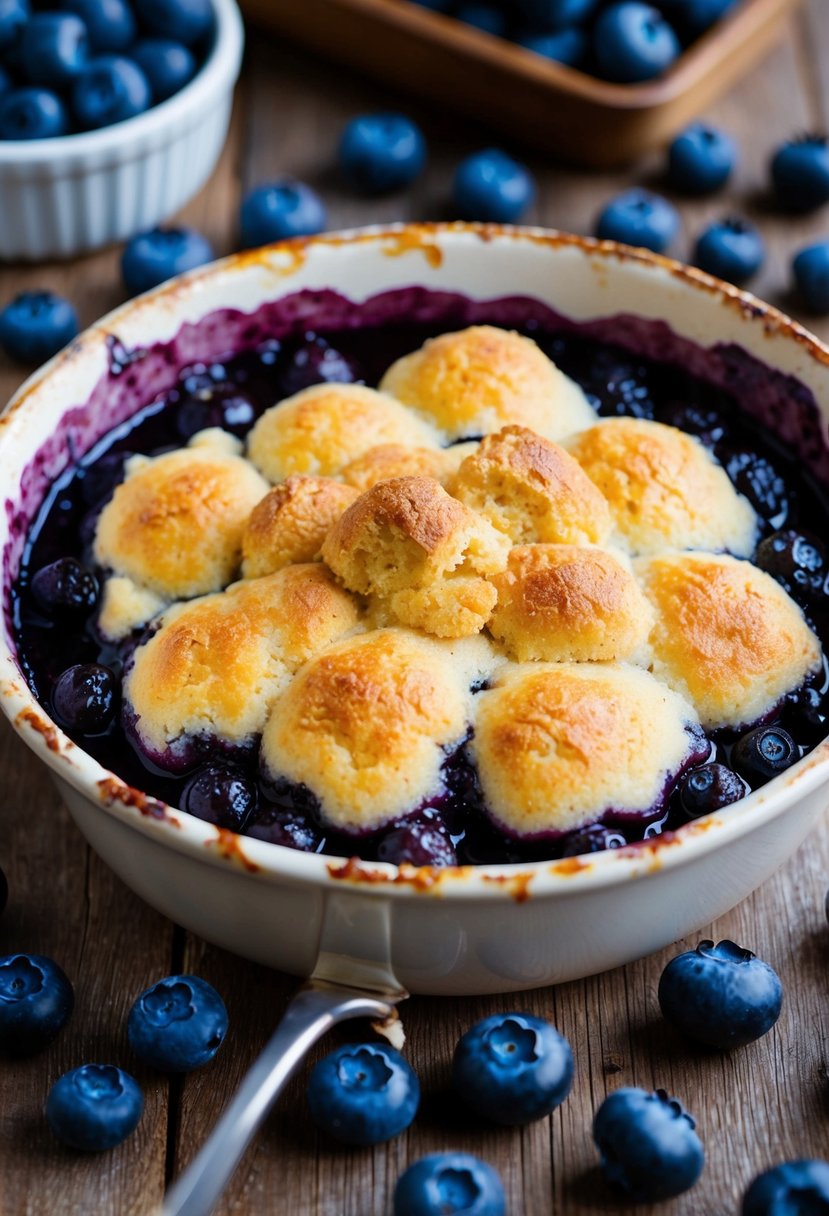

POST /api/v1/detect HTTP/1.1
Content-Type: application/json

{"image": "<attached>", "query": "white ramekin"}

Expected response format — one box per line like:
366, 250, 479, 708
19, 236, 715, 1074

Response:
2, 224, 828, 996
0, 0, 244, 261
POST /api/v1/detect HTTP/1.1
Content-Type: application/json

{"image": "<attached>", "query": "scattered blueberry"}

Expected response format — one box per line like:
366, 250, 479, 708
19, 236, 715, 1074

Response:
771, 134, 829, 213
694, 216, 765, 285
560, 825, 626, 856
668, 122, 736, 194
678, 764, 748, 819
755, 529, 826, 600
46, 1064, 143, 1151
278, 333, 360, 396
0, 865, 7, 917
453, 148, 535, 223
20, 12, 89, 87
0, 953, 74, 1055
593, 1087, 704, 1201
52, 663, 119, 734
659, 939, 783, 1049
307, 1042, 420, 1146
721, 450, 788, 526
0, 0, 28, 52
182, 764, 258, 832
742, 1160, 829, 1216
394, 1152, 506, 1216
72, 54, 152, 129
139, 0, 213, 46
452, 1013, 573, 1125
128, 975, 228, 1072
659, 0, 737, 40
595, 188, 679, 253
132, 37, 196, 101
732, 726, 798, 786
793, 241, 829, 314
378, 818, 457, 867
0, 86, 69, 139
31, 556, 98, 615
513, 0, 597, 31
240, 180, 327, 247
61, 0, 136, 53
0, 290, 78, 363
593, 3, 681, 83
121, 225, 213, 294
455, 3, 508, 36
513, 27, 587, 67
338, 112, 426, 195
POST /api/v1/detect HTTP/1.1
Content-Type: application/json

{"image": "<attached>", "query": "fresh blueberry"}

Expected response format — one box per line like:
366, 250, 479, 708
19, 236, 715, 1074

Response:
19, 13, 89, 87
378, 818, 458, 867
0, 290, 78, 362
593, 1087, 704, 1201
121, 225, 213, 294
131, 37, 196, 101
0, 86, 70, 139
52, 663, 119, 734
755, 529, 826, 600
732, 726, 798, 786
71, 54, 151, 129
667, 122, 736, 194
0, 0, 28, 53
31, 556, 98, 615
128, 974, 228, 1072
0, 865, 7, 917
453, 148, 535, 223
721, 449, 788, 526
743, 1160, 829, 1215
771, 134, 829, 213
678, 764, 747, 818
240, 180, 327, 247
176, 385, 257, 440
694, 216, 765, 285
659, 0, 737, 40
394, 1152, 506, 1216
513, 0, 597, 31
513, 27, 587, 67
793, 241, 829, 314
307, 1042, 420, 1146
782, 685, 828, 746
139, 0, 213, 46
338, 112, 426, 195
0, 953, 74, 1055
455, 3, 508, 36
46, 1064, 143, 1151
595, 188, 679, 253
560, 825, 626, 856
278, 333, 360, 396
61, 0, 137, 52
593, 3, 681, 83
452, 1013, 573, 1125
659, 939, 783, 1049
182, 764, 258, 832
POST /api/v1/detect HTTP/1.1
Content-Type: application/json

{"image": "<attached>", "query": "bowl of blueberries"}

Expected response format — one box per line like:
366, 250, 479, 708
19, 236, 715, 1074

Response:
0, 0, 243, 260
2, 221, 829, 996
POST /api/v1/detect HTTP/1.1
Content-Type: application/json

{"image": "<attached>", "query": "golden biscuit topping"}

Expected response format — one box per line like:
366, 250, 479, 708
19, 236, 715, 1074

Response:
241, 475, 359, 578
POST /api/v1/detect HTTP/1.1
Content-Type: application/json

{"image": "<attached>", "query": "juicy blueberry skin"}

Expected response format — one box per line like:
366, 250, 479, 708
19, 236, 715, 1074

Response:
128, 974, 228, 1072
182, 764, 258, 832
72, 54, 152, 129
743, 1160, 829, 1216
453, 148, 535, 223
732, 726, 798, 787
659, 939, 783, 1049
771, 135, 829, 213
278, 333, 360, 396
455, 3, 508, 36
139, 0, 213, 46
31, 556, 98, 615
660, 0, 737, 40
756, 528, 826, 601
595, 188, 679, 253
0, 0, 28, 52
593, 1087, 704, 1201
678, 764, 747, 819
132, 37, 196, 102
793, 242, 829, 314
0, 953, 74, 1055
240, 180, 327, 246
593, 3, 681, 84
378, 819, 458, 867
46, 1064, 143, 1151
122, 225, 213, 294
513, 0, 597, 31
694, 216, 765, 285
668, 122, 736, 194
338, 112, 426, 195
307, 1042, 420, 1146
560, 825, 626, 856
514, 27, 587, 67
394, 1153, 506, 1216
452, 1013, 574, 1125
0, 291, 79, 362
52, 663, 118, 734
20, 13, 89, 87
61, 0, 137, 53
0, 86, 69, 139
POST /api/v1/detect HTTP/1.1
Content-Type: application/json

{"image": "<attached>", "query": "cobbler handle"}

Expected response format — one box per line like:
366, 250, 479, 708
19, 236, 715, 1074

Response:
160, 981, 404, 1216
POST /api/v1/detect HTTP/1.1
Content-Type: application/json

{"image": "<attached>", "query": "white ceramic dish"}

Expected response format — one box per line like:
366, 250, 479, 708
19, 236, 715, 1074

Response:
2, 223, 828, 997
0, 0, 244, 261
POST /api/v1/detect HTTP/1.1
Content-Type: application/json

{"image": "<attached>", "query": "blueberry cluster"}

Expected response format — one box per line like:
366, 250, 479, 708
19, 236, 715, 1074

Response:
408, 0, 738, 83
0, 0, 212, 141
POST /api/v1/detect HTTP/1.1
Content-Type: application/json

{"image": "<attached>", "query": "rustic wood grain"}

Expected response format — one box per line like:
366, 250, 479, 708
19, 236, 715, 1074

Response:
2, 14, 829, 1216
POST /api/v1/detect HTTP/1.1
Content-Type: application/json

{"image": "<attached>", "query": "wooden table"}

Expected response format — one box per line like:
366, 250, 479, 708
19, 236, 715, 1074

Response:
2, 8, 829, 1213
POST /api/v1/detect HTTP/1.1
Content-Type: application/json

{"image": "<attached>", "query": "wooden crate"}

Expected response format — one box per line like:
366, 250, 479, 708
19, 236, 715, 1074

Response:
239, 0, 801, 167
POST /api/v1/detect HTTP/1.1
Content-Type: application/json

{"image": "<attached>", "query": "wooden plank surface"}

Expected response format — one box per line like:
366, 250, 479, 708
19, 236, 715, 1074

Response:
2, 12, 829, 1215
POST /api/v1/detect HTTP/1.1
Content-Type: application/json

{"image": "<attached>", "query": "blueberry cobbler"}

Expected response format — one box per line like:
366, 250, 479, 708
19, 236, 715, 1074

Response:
11, 302, 829, 868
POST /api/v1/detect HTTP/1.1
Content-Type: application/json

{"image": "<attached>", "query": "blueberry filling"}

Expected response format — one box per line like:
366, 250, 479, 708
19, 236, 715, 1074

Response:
11, 314, 829, 866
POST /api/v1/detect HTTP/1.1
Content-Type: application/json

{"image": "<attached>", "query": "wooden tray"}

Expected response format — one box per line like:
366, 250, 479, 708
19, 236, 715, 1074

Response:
239, 0, 801, 167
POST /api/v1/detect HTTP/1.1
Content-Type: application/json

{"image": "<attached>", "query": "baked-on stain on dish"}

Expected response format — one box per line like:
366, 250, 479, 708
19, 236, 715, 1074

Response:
97, 777, 174, 823
208, 828, 261, 873
15, 706, 61, 753
326, 855, 481, 894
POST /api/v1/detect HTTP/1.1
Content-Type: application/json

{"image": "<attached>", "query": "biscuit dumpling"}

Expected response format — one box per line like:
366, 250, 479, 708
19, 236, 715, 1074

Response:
636, 551, 821, 730
379, 325, 596, 443
565, 417, 758, 557
341, 443, 460, 493
241, 476, 360, 578
471, 663, 699, 838
488, 544, 652, 663
247, 384, 439, 483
